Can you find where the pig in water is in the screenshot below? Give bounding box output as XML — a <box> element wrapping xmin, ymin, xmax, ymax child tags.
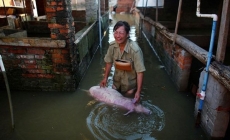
<box><xmin>89</xmin><ymin>86</ymin><xmax>151</xmax><ymax>115</ymax></box>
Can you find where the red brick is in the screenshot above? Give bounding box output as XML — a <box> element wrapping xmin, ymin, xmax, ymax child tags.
<box><xmin>48</xmin><ymin>23</ymin><xmax>66</xmax><ymax>29</ymax></box>
<box><xmin>53</xmin><ymin>58</ymin><xmax>62</xmax><ymax>63</ymax></box>
<box><xmin>8</xmin><ymin>48</ymin><xmax>26</xmax><ymax>54</ymax></box>
<box><xmin>13</xmin><ymin>59</ymin><xmax>21</xmax><ymax>65</ymax></box>
<box><xmin>52</xmin><ymin>49</ymin><xmax>69</xmax><ymax>54</ymax></box>
<box><xmin>57</xmin><ymin>6</ymin><xmax>64</xmax><ymax>11</ymax></box>
<box><xmin>35</xmin><ymin>55</ymin><xmax>45</xmax><ymax>59</ymax></box>
<box><xmin>27</xmin><ymin>49</ymin><xmax>45</xmax><ymax>55</ymax></box>
<box><xmin>179</xmin><ymin>62</ymin><xmax>191</xmax><ymax>70</ymax></box>
<box><xmin>20</xmin><ymin>64</ymin><xmax>38</xmax><ymax>69</ymax></box>
<box><xmin>52</xmin><ymin>53</ymin><xmax>63</xmax><ymax>58</ymax></box>
<box><xmin>24</xmin><ymin>60</ymin><xmax>36</xmax><ymax>64</ymax></box>
<box><xmin>27</xmin><ymin>69</ymin><xmax>46</xmax><ymax>74</ymax></box>
<box><xmin>59</xmin><ymin>28</ymin><xmax>71</xmax><ymax>34</ymax></box>
<box><xmin>57</xmin><ymin>2</ymin><xmax>63</xmax><ymax>5</ymax></box>
<box><xmin>50</xmin><ymin>1</ymin><xmax>57</xmax><ymax>6</ymax></box>
<box><xmin>53</xmin><ymin>49</ymin><xmax>62</xmax><ymax>54</ymax></box>
<box><xmin>37</xmin><ymin>74</ymin><xmax>54</xmax><ymax>78</ymax></box>
<box><xmin>46</xmin><ymin>7</ymin><xmax>56</xmax><ymax>13</ymax></box>
<box><xmin>50</xmin><ymin>33</ymin><xmax>58</xmax><ymax>39</ymax></box>
<box><xmin>26</xmin><ymin>64</ymin><xmax>38</xmax><ymax>69</ymax></box>
<box><xmin>22</xmin><ymin>74</ymin><xmax>37</xmax><ymax>78</ymax></box>
<box><xmin>46</xmin><ymin>12</ymin><xmax>56</xmax><ymax>19</ymax></box>
<box><xmin>61</xmin><ymin>49</ymin><xmax>69</xmax><ymax>54</ymax></box>
<box><xmin>16</xmin><ymin>55</ymin><xmax>35</xmax><ymax>59</ymax></box>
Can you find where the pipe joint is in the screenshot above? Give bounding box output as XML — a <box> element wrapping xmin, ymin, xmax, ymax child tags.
<box><xmin>197</xmin><ymin>91</ymin><xmax>206</xmax><ymax>100</ymax></box>
<box><xmin>196</xmin><ymin>13</ymin><xmax>218</xmax><ymax>21</ymax></box>
<box><xmin>196</xmin><ymin>0</ymin><xmax>218</xmax><ymax>21</ymax></box>
<box><xmin>0</xmin><ymin>55</ymin><xmax>5</xmax><ymax>72</ymax></box>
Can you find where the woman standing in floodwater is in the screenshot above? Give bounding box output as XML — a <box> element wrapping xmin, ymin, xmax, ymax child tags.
<box><xmin>100</xmin><ymin>21</ymin><xmax>145</xmax><ymax>102</ymax></box>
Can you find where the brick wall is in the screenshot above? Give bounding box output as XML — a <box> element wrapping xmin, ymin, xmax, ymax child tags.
<box><xmin>116</xmin><ymin>0</ymin><xmax>134</xmax><ymax>13</ymax></box>
<box><xmin>136</xmin><ymin>12</ymin><xmax>192</xmax><ymax>91</ymax></box>
<box><xmin>0</xmin><ymin>0</ymin><xmax>109</xmax><ymax>91</ymax></box>
<box><xmin>196</xmin><ymin>71</ymin><xmax>230</xmax><ymax>138</ymax></box>
<box><xmin>0</xmin><ymin>38</ymin><xmax>74</xmax><ymax>91</ymax></box>
<box><xmin>0</xmin><ymin>0</ymin><xmax>76</xmax><ymax>91</ymax></box>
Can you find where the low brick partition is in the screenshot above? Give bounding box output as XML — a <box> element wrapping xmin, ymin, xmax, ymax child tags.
<box><xmin>0</xmin><ymin>0</ymin><xmax>109</xmax><ymax>92</ymax></box>
<box><xmin>136</xmin><ymin>13</ymin><xmax>192</xmax><ymax>91</ymax></box>
<box><xmin>196</xmin><ymin>71</ymin><xmax>230</xmax><ymax>138</ymax></box>
<box><xmin>116</xmin><ymin>0</ymin><xmax>134</xmax><ymax>13</ymax></box>
<box><xmin>0</xmin><ymin>37</ymin><xmax>75</xmax><ymax>91</ymax></box>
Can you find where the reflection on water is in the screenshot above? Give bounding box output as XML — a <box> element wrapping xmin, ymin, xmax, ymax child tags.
<box><xmin>87</xmin><ymin>101</ymin><xmax>164</xmax><ymax>140</ymax></box>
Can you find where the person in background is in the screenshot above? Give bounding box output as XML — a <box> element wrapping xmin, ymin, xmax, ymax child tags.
<box><xmin>100</xmin><ymin>21</ymin><xmax>145</xmax><ymax>103</ymax></box>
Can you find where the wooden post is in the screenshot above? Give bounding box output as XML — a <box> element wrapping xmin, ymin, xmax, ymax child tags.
<box><xmin>216</xmin><ymin>0</ymin><xmax>230</xmax><ymax>63</ymax></box>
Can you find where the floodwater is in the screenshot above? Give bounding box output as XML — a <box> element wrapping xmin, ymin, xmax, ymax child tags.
<box><xmin>0</xmin><ymin>14</ymin><xmax>208</xmax><ymax>140</ymax></box>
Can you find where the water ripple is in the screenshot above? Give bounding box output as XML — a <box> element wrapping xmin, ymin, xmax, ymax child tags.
<box><xmin>86</xmin><ymin>101</ymin><xmax>165</xmax><ymax>140</ymax></box>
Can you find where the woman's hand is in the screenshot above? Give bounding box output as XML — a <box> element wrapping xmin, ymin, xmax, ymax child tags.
<box><xmin>100</xmin><ymin>78</ymin><xmax>107</xmax><ymax>87</ymax></box>
<box><xmin>134</xmin><ymin>92</ymin><xmax>141</xmax><ymax>103</ymax></box>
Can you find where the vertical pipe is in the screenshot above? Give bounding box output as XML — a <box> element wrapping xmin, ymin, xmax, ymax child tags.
<box><xmin>0</xmin><ymin>55</ymin><xmax>14</xmax><ymax>129</ymax></box>
<box><xmin>98</xmin><ymin>0</ymin><xmax>102</xmax><ymax>54</ymax></box>
<box><xmin>195</xmin><ymin>0</ymin><xmax>218</xmax><ymax>126</ymax></box>
<box><xmin>22</xmin><ymin>0</ymin><xmax>28</xmax><ymax>29</ymax></box>
<box><xmin>173</xmin><ymin>0</ymin><xmax>182</xmax><ymax>45</ymax></box>
<box><xmin>198</xmin><ymin>20</ymin><xmax>217</xmax><ymax>110</ymax></box>
<box><xmin>142</xmin><ymin>0</ymin><xmax>148</xmax><ymax>30</ymax></box>
<box><xmin>155</xmin><ymin>0</ymin><xmax>158</xmax><ymax>22</ymax></box>
<box><xmin>143</xmin><ymin>0</ymin><xmax>148</xmax><ymax>17</ymax></box>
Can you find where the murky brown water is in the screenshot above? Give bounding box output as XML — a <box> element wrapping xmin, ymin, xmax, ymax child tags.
<box><xmin>0</xmin><ymin>14</ymin><xmax>208</xmax><ymax>140</ymax></box>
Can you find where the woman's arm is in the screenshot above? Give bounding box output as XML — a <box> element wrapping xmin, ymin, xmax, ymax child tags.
<box><xmin>134</xmin><ymin>72</ymin><xmax>144</xmax><ymax>102</ymax></box>
<box><xmin>100</xmin><ymin>63</ymin><xmax>112</xmax><ymax>87</ymax></box>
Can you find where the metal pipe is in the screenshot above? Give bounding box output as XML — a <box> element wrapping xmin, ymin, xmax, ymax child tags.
<box><xmin>0</xmin><ymin>55</ymin><xmax>14</xmax><ymax>129</ymax></box>
<box><xmin>98</xmin><ymin>0</ymin><xmax>102</xmax><ymax>54</ymax></box>
<box><xmin>196</xmin><ymin>0</ymin><xmax>218</xmax><ymax>126</ymax></box>
<box><xmin>173</xmin><ymin>0</ymin><xmax>182</xmax><ymax>45</ymax></box>
<box><xmin>196</xmin><ymin>0</ymin><xmax>218</xmax><ymax>21</ymax></box>
<box><xmin>156</xmin><ymin>0</ymin><xmax>158</xmax><ymax>22</ymax></box>
<box><xmin>22</xmin><ymin>0</ymin><xmax>28</xmax><ymax>29</ymax></box>
<box><xmin>143</xmin><ymin>0</ymin><xmax>148</xmax><ymax>18</ymax></box>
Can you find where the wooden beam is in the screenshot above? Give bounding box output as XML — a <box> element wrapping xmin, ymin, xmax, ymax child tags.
<box><xmin>216</xmin><ymin>0</ymin><xmax>230</xmax><ymax>63</ymax></box>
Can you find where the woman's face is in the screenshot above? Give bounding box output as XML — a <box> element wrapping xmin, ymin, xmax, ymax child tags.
<box><xmin>113</xmin><ymin>26</ymin><xmax>129</xmax><ymax>45</ymax></box>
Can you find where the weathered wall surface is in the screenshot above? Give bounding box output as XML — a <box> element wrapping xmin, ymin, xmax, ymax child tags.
<box><xmin>135</xmin><ymin>12</ymin><xmax>192</xmax><ymax>91</ymax></box>
<box><xmin>134</xmin><ymin>0</ymin><xmax>230</xmax><ymax>137</ymax></box>
<box><xmin>0</xmin><ymin>0</ymin><xmax>109</xmax><ymax>91</ymax></box>
<box><xmin>0</xmin><ymin>38</ymin><xmax>72</xmax><ymax>91</ymax></box>
<box><xmin>195</xmin><ymin>71</ymin><xmax>230</xmax><ymax>138</ymax></box>
<box><xmin>116</xmin><ymin>0</ymin><xmax>134</xmax><ymax>13</ymax></box>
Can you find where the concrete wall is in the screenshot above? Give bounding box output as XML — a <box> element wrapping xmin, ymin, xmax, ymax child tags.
<box><xmin>195</xmin><ymin>71</ymin><xmax>230</xmax><ymax>138</ymax></box>
<box><xmin>85</xmin><ymin>0</ymin><xmax>98</xmax><ymax>25</ymax></box>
